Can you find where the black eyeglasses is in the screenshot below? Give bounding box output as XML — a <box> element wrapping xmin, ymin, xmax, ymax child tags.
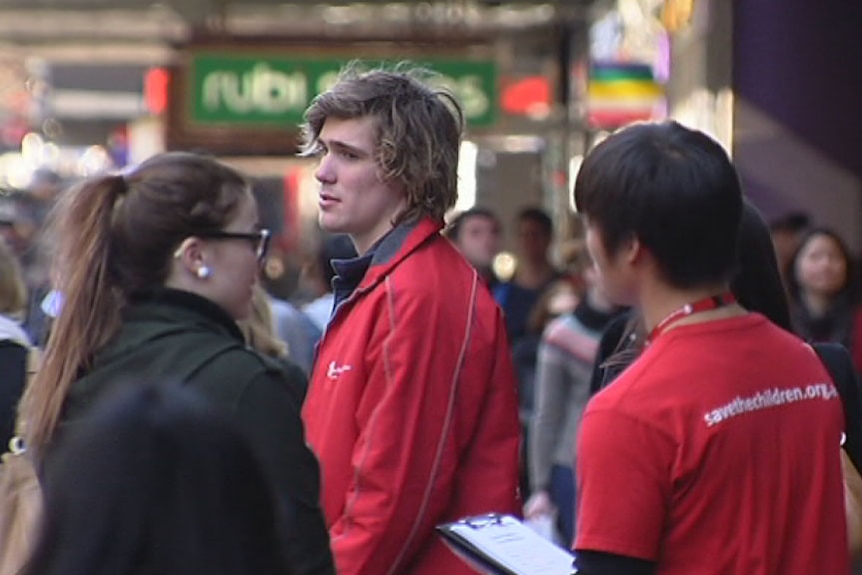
<box><xmin>197</xmin><ymin>229</ymin><xmax>271</xmax><ymax>262</ymax></box>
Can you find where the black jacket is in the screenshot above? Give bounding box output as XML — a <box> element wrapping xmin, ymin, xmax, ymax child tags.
<box><xmin>52</xmin><ymin>288</ymin><xmax>334</xmax><ymax>575</ymax></box>
<box><xmin>0</xmin><ymin>340</ymin><xmax>27</xmax><ymax>447</ymax></box>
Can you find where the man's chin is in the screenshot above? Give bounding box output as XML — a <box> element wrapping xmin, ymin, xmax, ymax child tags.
<box><xmin>318</xmin><ymin>215</ymin><xmax>342</xmax><ymax>233</ymax></box>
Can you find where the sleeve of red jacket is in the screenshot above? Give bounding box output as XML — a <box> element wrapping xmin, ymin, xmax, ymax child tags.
<box><xmin>328</xmin><ymin>278</ymin><xmax>511</xmax><ymax>575</ymax></box>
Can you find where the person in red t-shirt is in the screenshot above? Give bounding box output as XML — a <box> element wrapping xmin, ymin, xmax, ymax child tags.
<box><xmin>571</xmin><ymin>121</ymin><xmax>848</xmax><ymax>575</ymax></box>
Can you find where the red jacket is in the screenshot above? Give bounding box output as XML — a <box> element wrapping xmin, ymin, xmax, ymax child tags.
<box><xmin>302</xmin><ymin>217</ymin><xmax>521</xmax><ymax>575</ymax></box>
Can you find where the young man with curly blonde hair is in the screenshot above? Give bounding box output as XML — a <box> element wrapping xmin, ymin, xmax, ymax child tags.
<box><xmin>300</xmin><ymin>65</ymin><xmax>521</xmax><ymax>575</ymax></box>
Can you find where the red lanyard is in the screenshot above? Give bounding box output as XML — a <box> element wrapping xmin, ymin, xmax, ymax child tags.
<box><xmin>646</xmin><ymin>292</ymin><xmax>736</xmax><ymax>346</ymax></box>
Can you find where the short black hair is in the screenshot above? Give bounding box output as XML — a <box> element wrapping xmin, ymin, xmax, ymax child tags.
<box><xmin>444</xmin><ymin>207</ymin><xmax>500</xmax><ymax>241</ymax></box>
<box><xmin>574</xmin><ymin>121</ymin><xmax>742</xmax><ymax>288</ymax></box>
<box><xmin>516</xmin><ymin>207</ymin><xmax>553</xmax><ymax>236</ymax></box>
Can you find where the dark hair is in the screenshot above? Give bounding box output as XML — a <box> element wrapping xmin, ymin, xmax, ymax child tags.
<box><xmin>25</xmin><ymin>381</ymin><xmax>293</xmax><ymax>575</ymax></box>
<box><xmin>21</xmin><ymin>152</ymin><xmax>250</xmax><ymax>452</ymax></box>
<box><xmin>731</xmin><ymin>201</ymin><xmax>792</xmax><ymax>331</ymax></box>
<box><xmin>786</xmin><ymin>227</ymin><xmax>856</xmax><ymax>305</ymax></box>
<box><xmin>444</xmin><ymin>207</ymin><xmax>501</xmax><ymax>241</ymax></box>
<box><xmin>769</xmin><ymin>211</ymin><xmax>811</xmax><ymax>234</ymax></box>
<box><xmin>574</xmin><ymin>121</ymin><xmax>743</xmax><ymax>288</ymax></box>
<box><xmin>516</xmin><ymin>207</ymin><xmax>553</xmax><ymax>236</ymax></box>
<box><xmin>301</xmin><ymin>63</ymin><xmax>464</xmax><ymax>224</ymax></box>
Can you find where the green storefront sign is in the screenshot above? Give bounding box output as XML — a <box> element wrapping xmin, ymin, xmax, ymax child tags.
<box><xmin>190</xmin><ymin>53</ymin><xmax>497</xmax><ymax>128</ymax></box>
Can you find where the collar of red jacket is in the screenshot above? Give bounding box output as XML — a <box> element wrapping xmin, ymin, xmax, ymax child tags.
<box><xmin>355</xmin><ymin>216</ymin><xmax>444</xmax><ymax>293</ymax></box>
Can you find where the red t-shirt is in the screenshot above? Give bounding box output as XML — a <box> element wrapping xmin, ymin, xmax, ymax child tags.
<box><xmin>575</xmin><ymin>313</ymin><xmax>848</xmax><ymax>575</ymax></box>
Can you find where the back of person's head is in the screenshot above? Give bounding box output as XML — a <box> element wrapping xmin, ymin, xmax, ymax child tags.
<box><xmin>21</xmin><ymin>152</ymin><xmax>252</xmax><ymax>451</ymax></box>
<box><xmin>731</xmin><ymin>201</ymin><xmax>792</xmax><ymax>331</ymax></box>
<box><xmin>301</xmin><ymin>63</ymin><xmax>464</xmax><ymax>224</ymax></box>
<box><xmin>574</xmin><ymin>121</ymin><xmax>742</xmax><ymax>288</ymax></box>
<box><xmin>0</xmin><ymin>237</ymin><xmax>26</xmax><ymax>318</ymax></box>
<box><xmin>786</xmin><ymin>227</ymin><xmax>856</xmax><ymax>305</ymax></box>
<box><xmin>25</xmin><ymin>381</ymin><xmax>292</xmax><ymax>575</ymax></box>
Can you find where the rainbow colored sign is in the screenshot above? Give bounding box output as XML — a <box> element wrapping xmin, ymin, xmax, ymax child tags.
<box><xmin>587</xmin><ymin>62</ymin><xmax>665</xmax><ymax>128</ymax></box>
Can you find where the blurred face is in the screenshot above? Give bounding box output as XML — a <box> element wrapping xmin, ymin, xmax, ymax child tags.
<box><xmin>205</xmin><ymin>193</ymin><xmax>262</xmax><ymax>320</ymax></box>
<box><xmin>517</xmin><ymin>219</ymin><xmax>551</xmax><ymax>263</ymax></box>
<box><xmin>456</xmin><ymin>215</ymin><xmax>500</xmax><ymax>269</ymax></box>
<box><xmin>314</xmin><ymin>116</ymin><xmax>407</xmax><ymax>254</ymax></box>
<box><xmin>794</xmin><ymin>233</ymin><xmax>848</xmax><ymax>298</ymax></box>
<box><xmin>585</xmin><ymin>221</ymin><xmax>637</xmax><ymax>306</ymax></box>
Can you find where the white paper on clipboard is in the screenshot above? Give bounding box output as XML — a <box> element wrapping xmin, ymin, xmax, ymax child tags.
<box><xmin>437</xmin><ymin>513</ymin><xmax>576</xmax><ymax>575</ymax></box>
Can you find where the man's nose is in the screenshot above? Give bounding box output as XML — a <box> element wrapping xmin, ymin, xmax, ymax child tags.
<box><xmin>315</xmin><ymin>156</ymin><xmax>335</xmax><ymax>183</ymax></box>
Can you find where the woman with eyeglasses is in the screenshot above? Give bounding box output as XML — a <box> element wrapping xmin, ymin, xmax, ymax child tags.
<box><xmin>18</xmin><ymin>152</ymin><xmax>335</xmax><ymax>575</ymax></box>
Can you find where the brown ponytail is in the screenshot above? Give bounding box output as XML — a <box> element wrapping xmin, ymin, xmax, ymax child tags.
<box><xmin>19</xmin><ymin>174</ymin><xmax>127</xmax><ymax>453</ymax></box>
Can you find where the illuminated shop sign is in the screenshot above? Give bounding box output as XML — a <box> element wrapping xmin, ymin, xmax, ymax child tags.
<box><xmin>189</xmin><ymin>54</ymin><xmax>497</xmax><ymax>127</ymax></box>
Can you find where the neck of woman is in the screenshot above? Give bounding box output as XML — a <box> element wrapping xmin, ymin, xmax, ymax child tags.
<box><xmin>801</xmin><ymin>291</ymin><xmax>834</xmax><ymax>318</ymax></box>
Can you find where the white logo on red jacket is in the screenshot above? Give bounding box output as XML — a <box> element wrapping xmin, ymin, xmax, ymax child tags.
<box><xmin>327</xmin><ymin>361</ymin><xmax>353</xmax><ymax>380</ymax></box>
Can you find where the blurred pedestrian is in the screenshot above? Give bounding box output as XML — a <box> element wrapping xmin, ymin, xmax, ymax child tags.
<box><xmin>18</xmin><ymin>152</ymin><xmax>334</xmax><ymax>575</ymax></box>
<box><xmin>445</xmin><ymin>207</ymin><xmax>502</xmax><ymax>288</ymax></box>
<box><xmin>24</xmin><ymin>380</ymin><xmax>294</xmax><ymax>575</ymax></box>
<box><xmin>299</xmin><ymin>64</ymin><xmax>520</xmax><ymax>575</ymax></box>
<box><xmin>787</xmin><ymin>228</ymin><xmax>862</xmax><ymax>373</ymax></box>
<box><xmin>524</xmin><ymin>253</ymin><xmax>621</xmax><ymax>544</ymax></box>
<box><xmin>493</xmin><ymin>207</ymin><xmax>563</xmax><ymax>345</ymax></box>
<box><xmin>0</xmin><ymin>237</ymin><xmax>31</xmax><ymax>448</ymax></box>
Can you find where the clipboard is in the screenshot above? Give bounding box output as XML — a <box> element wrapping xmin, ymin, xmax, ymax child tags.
<box><xmin>437</xmin><ymin>513</ymin><xmax>577</xmax><ymax>575</ymax></box>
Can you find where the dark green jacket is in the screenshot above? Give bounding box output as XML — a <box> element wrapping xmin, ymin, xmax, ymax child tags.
<box><xmin>54</xmin><ymin>288</ymin><xmax>334</xmax><ymax>575</ymax></box>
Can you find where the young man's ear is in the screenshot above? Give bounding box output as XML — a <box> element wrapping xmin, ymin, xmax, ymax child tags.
<box><xmin>619</xmin><ymin>235</ymin><xmax>642</xmax><ymax>266</ymax></box>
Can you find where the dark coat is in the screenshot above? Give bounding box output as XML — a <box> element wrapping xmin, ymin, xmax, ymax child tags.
<box><xmin>0</xmin><ymin>340</ymin><xmax>27</xmax><ymax>447</ymax></box>
<box><xmin>52</xmin><ymin>288</ymin><xmax>334</xmax><ymax>575</ymax></box>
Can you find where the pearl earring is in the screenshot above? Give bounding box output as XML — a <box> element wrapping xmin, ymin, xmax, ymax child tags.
<box><xmin>196</xmin><ymin>266</ymin><xmax>211</xmax><ymax>279</ymax></box>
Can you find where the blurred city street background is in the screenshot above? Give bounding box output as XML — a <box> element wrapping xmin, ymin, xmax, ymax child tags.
<box><xmin>0</xmin><ymin>0</ymin><xmax>860</xmax><ymax>296</ymax></box>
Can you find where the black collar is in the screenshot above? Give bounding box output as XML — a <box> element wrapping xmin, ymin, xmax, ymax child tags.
<box><xmin>574</xmin><ymin>299</ymin><xmax>622</xmax><ymax>332</ymax></box>
<box><xmin>128</xmin><ymin>287</ymin><xmax>245</xmax><ymax>342</ymax></box>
